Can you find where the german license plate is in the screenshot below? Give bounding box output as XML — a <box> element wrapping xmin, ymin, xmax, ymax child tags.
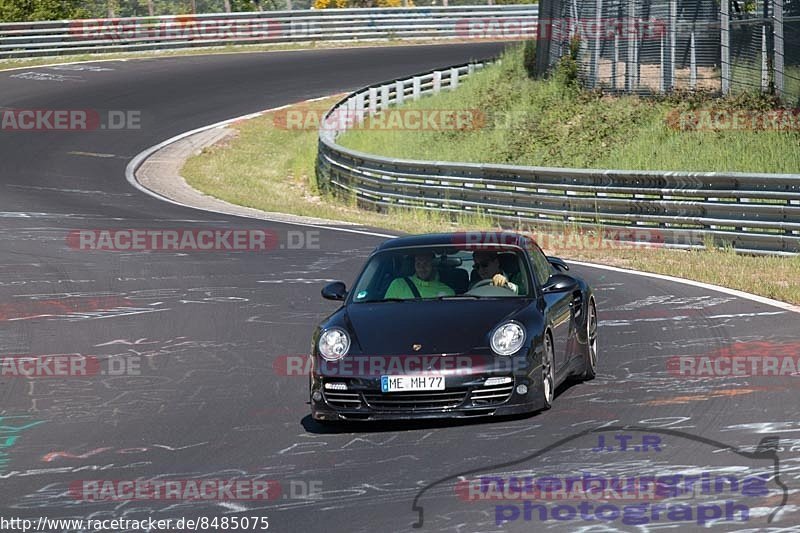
<box><xmin>381</xmin><ymin>375</ymin><xmax>444</xmax><ymax>392</ymax></box>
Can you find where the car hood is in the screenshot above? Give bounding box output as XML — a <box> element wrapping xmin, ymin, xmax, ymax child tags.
<box><xmin>345</xmin><ymin>299</ymin><xmax>530</xmax><ymax>355</ymax></box>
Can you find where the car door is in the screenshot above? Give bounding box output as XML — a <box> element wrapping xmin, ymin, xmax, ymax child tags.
<box><xmin>528</xmin><ymin>244</ymin><xmax>573</xmax><ymax>374</ymax></box>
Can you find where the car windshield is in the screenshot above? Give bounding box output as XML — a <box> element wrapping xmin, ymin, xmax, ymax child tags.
<box><xmin>350</xmin><ymin>246</ymin><xmax>532</xmax><ymax>302</ymax></box>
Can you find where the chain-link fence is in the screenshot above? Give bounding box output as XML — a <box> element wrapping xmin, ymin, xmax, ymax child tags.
<box><xmin>726</xmin><ymin>0</ymin><xmax>799</xmax><ymax>103</ymax></box>
<box><xmin>534</xmin><ymin>0</ymin><xmax>798</xmax><ymax>103</ymax></box>
<box><xmin>728</xmin><ymin>1</ymin><xmax>774</xmax><ymax>94</ymax></box>
<box><xmin>535</xmin><ymin>0</ymin><xmax>721</xmax><ymax>93</ymax></box>
<box><xmin>781</xmin><ymin>1</ymin><xmax>800</xmax><ymax>103</ymax></box>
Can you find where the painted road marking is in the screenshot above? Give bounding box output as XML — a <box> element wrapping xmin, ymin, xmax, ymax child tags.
<box><xmin>67</xmin><ymin>151</ymin><xmax>118</xmax><ymax>158</ymax></box>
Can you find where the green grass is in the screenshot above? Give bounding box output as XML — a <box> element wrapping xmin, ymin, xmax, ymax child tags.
<box><xmin>338</xmin><ymin>45</ymin><xmax>800</xmax><ymax>174</ymax></box>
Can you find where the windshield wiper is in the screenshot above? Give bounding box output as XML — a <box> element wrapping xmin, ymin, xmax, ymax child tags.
<box><xmin>436</xmin><ymin>294</ymin><xmax>482</xmax><ymax>300</ymax></box>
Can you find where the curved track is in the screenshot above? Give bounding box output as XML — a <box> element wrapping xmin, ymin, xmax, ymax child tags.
<box><xmin>0</xmin><ymin>44</ymin><xmax>798</xmax><ymax>532</ymax></box>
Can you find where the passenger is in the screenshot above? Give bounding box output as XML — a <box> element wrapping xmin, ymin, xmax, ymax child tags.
<box><xmin>384</xmin><ymin>252</ymin><xmax>455</xmax><ymax>299</ymax></box>
<box><xmin>471</xmin><ymin>250</ymin><xmax>523</xmax><ymax>294</ymax></box>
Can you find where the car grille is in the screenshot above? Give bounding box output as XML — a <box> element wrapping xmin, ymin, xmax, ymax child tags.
<box><xmin>470</xmin><ymin>383</ymin><xmax>514</xmax><ymax>406</ymax></box>
<box><xmin>363</xmin><ymin>389</ymin><xmax>468</xmax><ymax>410</ymax></box>
<box><xmin>324</xmin><ymin>391</ymin><xmax>362</xmax><ymax>409</ymax></box>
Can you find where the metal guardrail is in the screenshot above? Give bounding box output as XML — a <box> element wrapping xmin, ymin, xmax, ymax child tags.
<box><xmin>0</xmin><ymin>5</ymin><xmax>537</xmax><ymax>59</ymax></box>
<box><xmin>316</xmin><ymin>62</ymin><xmax>800</xmax><ymax>254</ymax></box>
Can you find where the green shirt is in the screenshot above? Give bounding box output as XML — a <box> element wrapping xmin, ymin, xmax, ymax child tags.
<box><xmin>384</xmin><ymin>275</ymin><xmax>455</xmax><ymax>299</ymax></box>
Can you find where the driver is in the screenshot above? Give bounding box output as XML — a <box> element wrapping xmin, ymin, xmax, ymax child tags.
<box><xmin>471</xmin><ymin>250</ymin><xmax>521</xmax><ymax>294</ymax></box>
<box><xmin>384</xmin><ymin>251</ymin><xmax>455</xmax><ymax>299</ymax></box>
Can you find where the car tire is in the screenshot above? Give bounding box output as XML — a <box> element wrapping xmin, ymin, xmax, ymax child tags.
<box><xmin>541</xmin><ymin>331</ymin><xmax>555</xmax><ymax>410</ymax></box>
<box><xmin>581</xmin><ymin>297</ymin><xmax>598</xmax><ymax>381</ymax></box>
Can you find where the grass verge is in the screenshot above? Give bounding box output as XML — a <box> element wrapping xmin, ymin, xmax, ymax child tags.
<box><xmin>339</xmin><ymin>46</ymin><xmax>800</xmax><ymax>173</ymax></box>
<box><xmin>182</xmin><ymin>54</ymin><xmax>800</xmax><ymax>304</ymax></box>
<box><xmin>182</xmin><ymin>96</ymin><xmax>496</xmax><ymax>234</ymax></box>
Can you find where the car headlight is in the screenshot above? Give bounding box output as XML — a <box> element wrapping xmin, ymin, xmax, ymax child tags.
<box><xmin>318</xmin><ymin>328</ymin><xmax>350</xmax><ymax>361</ymax></box>
<box><xmin>490</xmin><ymin>321</ymin><xmax>525</xmax><ymax>356</ymax></box>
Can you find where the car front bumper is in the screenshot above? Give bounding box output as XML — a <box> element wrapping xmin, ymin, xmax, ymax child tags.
<box><xmin>310</xmin><ymin>369</ymin><xmax>545</xmax><ymax>422</ymax></box>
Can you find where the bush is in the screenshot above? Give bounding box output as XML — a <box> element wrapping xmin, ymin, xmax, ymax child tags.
<box><xmin>522</xmin><ymin>40</ymin><xmax>536</xmax><ymax>78</ymax></box>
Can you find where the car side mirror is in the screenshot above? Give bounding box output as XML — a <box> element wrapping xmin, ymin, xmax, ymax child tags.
<box><xmin>547</xmin><ymin>256</ymin><xmax>569</xmax><ymax>271</ymax></box>
<box><xmin>321</xmin><ymin>281</ymin><xmax>347</xmax><ymax>301</ymax></box>
<box><xmin>542</xmin><ymin>274</ymin><xmax>579</xmax><ymax>294</ymax></box>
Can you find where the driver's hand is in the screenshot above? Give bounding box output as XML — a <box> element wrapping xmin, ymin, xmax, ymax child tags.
<box><xmin>492</xmin><ymin>274</ymin><xmax>519</xmax><ymax>294</ymax></box>
<box><xmin>491</xmin><ymin>274</ymin><xmax>509</xmax><ymax>287</ymax></box>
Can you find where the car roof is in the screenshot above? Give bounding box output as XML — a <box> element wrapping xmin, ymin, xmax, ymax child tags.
<box><xmin>374</xmin><ymin>232</ymin><xmax>533</xmax><ymax>251</ymax></box>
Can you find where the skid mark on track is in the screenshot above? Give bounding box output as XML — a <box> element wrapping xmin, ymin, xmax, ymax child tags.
<box><xmin>609</xmin><ymin>295</ymin><xmax>737</xmax><ymax>311</ymax></box>
<box><xmin>41</xmin><ymin>441</ymin><xmax>208</xmax><ymax>463</ymax></box>
<box><xmin>722</xmin><ymin>421</ymin><xmax>800</xmax><ymax>434</ymax></box>
<box><xmin>8</xmin><ymin>72</ymin><xmax>85</xmax><ymax>83</ymax></box>
<box><xmin>8</xmin><ymin>184</ymin><xmax>135</xmax><ymax>196</ymax></box>
<box><xmin>645</xmin><ymin>387</ymin><xmax>762</xmax><ymax>406</ymax></box>
<box><xmin>47</xmin><ymin>64</ymin><xmax>114</xmax><ymax>72</ymax></box>
<box><xmin>66</xmin><ymin>151</ymin><xmax>119</xmax><ymax>158</ymax></box>
<box><xmin>0</xmin><ymin>296</ymin><xmax>134</xmax><ymax>322</ymax></box>
<box><xmin>601</xmin><ymin>310</ymin><xmax>786</xmax><ymax>327</ymax></box>
<box><xmin>0</xmin><ymin>461</ymin><xmax>152</xmax><ymax>479</ymax></box>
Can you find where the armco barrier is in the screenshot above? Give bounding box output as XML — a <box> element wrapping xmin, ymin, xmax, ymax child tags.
<box><xmin>316</xmin><ymin>62</ymin><xmax>800</xmax><ymax>255</ymax></box>
<box><xmin>0</xmin><ymin>6</ymin><xmax>537</xmax><ymax>59</ymax></box>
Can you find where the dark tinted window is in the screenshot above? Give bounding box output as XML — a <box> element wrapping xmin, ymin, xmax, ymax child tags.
<box><xmin>527</xmin><ymin>243</ymin><xmax>553</xmax><ymax>287</ymax></box>
<box><xmin>350</xmin><ymin>246</ymin><xmax>532</xmax><ymax>302</ymax></box>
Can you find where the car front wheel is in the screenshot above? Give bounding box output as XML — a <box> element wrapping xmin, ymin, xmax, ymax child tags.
<box><xmin>581</xmin><ymin>297</ymin><xmax>598</xmax><ymax>380</ymax></box>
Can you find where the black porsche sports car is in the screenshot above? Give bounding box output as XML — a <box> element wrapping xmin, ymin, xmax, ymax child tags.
<box><xmin>309</xmin><ymin>232</ymin><xmax>597</xmax><ymax>422</ymax></box>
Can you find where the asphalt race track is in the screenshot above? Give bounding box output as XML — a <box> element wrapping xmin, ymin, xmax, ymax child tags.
<box><xmin>0</xmin><ymin>43</ymin><xmax>799</xmax><ymax>532</ymax></box>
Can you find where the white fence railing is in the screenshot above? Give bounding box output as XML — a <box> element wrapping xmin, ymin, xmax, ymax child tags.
<box><xmin>0</xmin><ymin>5</ymin><xmax>538</xmax><ymax>59</ymax></box>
